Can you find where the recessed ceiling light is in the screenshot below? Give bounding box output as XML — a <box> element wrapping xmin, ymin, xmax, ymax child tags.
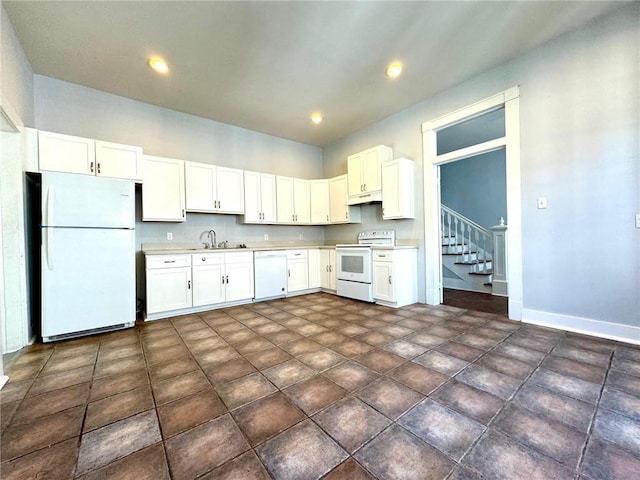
<box><xmin>385</xmin><ymin>62</ymin><xmax>403</xmax><ymax>78</ymax></box>
<box><xmin>148</xmin><ymin>57</ymin><xmax>169</xmax><ymax>74</ymax></box>
<box><xmin>311</xmin><ymin>112</ymin><xmax>323</xmax><ymax>124</ymax></box>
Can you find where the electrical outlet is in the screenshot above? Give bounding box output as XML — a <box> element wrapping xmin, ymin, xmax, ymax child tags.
<box><xmin>264</xmin><ymin>233</ymin><xmax>269</xmax><ymax>241</ymax></box>
<box><xmin>299</xmin><ymin>233</ymin><xmax>304</xmax><ymax>240</ymax></box>
<box><xmin>166</xmin><ymin>232</ymin><xmax>173</xmax><ymax>240</ymax></box>
<box><xmin>537</xmin><ymin>197</ymin><xmax>548</xmax><ymax>209</ymax></box>
<box><xmin>636</xmin><ymin>213</ymin><xmax>640</xmax><ymax>228</ymax></box>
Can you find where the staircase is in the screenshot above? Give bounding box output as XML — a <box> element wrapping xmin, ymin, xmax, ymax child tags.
<box><xmin>441</xmin><ymin>205</ymin><xmax>493</xmax><ymax>294</ymax></box>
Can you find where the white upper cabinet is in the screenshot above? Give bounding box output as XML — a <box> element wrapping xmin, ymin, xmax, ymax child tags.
<box><xmin>38</xmin><ymin>131</ymin><xmax>95</xmax><ymax>176</ymax></box>
<box><xmin>276</xmin><ymin>176</ymin><xmax>310</xmax><ymax>224</ymax></box>
<box><xmin>382</xmin><ymin>158</ymin><xmax>415</xmax><ymax>219</ymax></box>
<box><xmin>38</xmin><ymin>131</ymin><xmax>142</xmax><ymax>181</ymax></box>
<box><xmin>310</xmin><ymin>179</ymin><xmax>330</xmax><ymax>224</ymax></box>
<box><xmin>185</xmin><ymin>161</ymin><xmax>244</xmax><ymax>214</ymax></box>
<box><xmin>244</xmin><ymin>171</ymin><xmax>277</xmax><ymax>223</ymax></box>
<box><xmin>329</xmin><ymin>174</ymin><xmax>361</xmax><ymax>224</ymax></box>
<box><xmin>95</xmin><ymin>140</ymin><xmax>143</xmax><ymax>180</ymax></box>
<box><xmin>142</xmin><ymin>155</ymin><xmax>186</xmax><ymax>222</ymax></box>
<box><xmin>347</xmin><ymin>145</ymin><xmax>392</xmax><ymax>204</ymax></box>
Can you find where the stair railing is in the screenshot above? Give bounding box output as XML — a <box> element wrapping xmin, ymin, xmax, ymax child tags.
<box><xmin>441</xmin><ymin>205</ymin><xmax>493</xmax><ymax>272</ymax></box>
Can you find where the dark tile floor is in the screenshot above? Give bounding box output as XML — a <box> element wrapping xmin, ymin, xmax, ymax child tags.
<box><xmin>443</xmin><ymin>288</ymin><xmax>508</xmax><ymax>316</ymax></box>
<box><xmin>1</xmin><ymin>293</ymin><xmax>639</xmax><ymax>479</ymax></box>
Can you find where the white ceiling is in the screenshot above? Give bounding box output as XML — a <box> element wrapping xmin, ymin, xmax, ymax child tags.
<box><xmin>4</xmin><ymin>1</ymin><xmax>623</xmax><ymax>146</ymax></box>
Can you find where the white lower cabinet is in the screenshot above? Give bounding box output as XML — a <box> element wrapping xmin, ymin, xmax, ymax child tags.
<box><xmin>308</xmin><ymin>249</ymin><xmax>321</xmax><ymax>289</ymax></box>
<box><xmin>372</xmin><ymin>249</ymin><xmax>417</xmax><ymax>307</ymax></box>
<box><xmin>320</xmin><ymin>248</ymin><xmax>336</xmax><ymax>291</ymax></box>
<box><xmin>287</xmin><ymin>250</ymin><xmax>309</xmax><ymax>293</ymax></box>
<box><xmin>146</xmin><ymin>252</ymin><xmax>253</xmax><ymax>318</ymax></box>
<box><xmin>146</xmin><ymin>255</ymin><xmax>192</xmax><ymax>315</ymax></box>
<box><xmin>192</xmin><ymin>255</ymin><xmax>225</xmax><ymax>307</ymax></box>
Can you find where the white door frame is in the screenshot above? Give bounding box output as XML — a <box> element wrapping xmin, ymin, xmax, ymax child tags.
<box><xmin>422</xmin><ymin>86</ymin><xmax>522</xmax><ymax>320</ymax></box>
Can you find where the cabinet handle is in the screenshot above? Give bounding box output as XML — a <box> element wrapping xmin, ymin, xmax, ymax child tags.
<box><xmin>163</xmin><ymin>260</ymin><xmax>175</xmax><ymax>264</ymax></box>
<box><xmin>90</xmin><ymin>161</ymin><xmax>94</xmax><ymax>173</ymax></box>
<box><xmin>379</xmin><ymin>254</ymin><xmax>387</xmax><ymax>258</ymax></box>
<box><xmin>288</xmin><ymin>270</ymin><xmax>291</xmax><ymax>277</ymax></box>
<box><xmin>226</xmin><ymin>275</ymin><xmax>229</xmax><ymax>284</ymax></box>
<box><xmin>329</xmin><ymin>265</ymin><xmax>332</xmax><ymax>272</ymax></box>
<box><xmin>326</xmin><ymin>265</ymin><xmax>329</xmax><ymax>272</ymax></box>
<box><xmin>360</xmin><ymin>184</ymin><xmax>363</xmax><ymax>192</ymax></box>
<box><xmin>182</xmin><ymin>209</ymin><xmax>185</xmax><ymax>218</ymax></box>
<box><xmin>188</xmin><ymin>280</ymin><xmax>191</xmax><ymax>289</ymax></box>
<box><xmin>326</xmin><ymin>214</ymin><xmax>329</xmax><ymax>221</ymax></box>
<box><xmin>97</xmin><ymin>163</ymin><xmax>101</xmax><ymax>174</ymax></box>
<box><xmin>345</xmin><ymin>212</ymin><xmax>348</xmax><ymax>219</ymax></box>
<box><xmin>388</xmin><ymin>275</ymin><xmax>392</xmax><ymax>284</ymax></box>
<box><xmin>222</xmin><ymin>275</ymin><xmax>225</xmax><ymax>284</ymax></box>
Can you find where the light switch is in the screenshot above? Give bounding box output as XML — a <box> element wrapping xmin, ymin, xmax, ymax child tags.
<box><xmin>537</xmin><ymin>197</ymin><xmax>548</xmax><ymax>209</ymax></box>
<box><xmin>166</xmin><ymin>232</ymin><xmax>173</xmax><ymax>240</ymax></box>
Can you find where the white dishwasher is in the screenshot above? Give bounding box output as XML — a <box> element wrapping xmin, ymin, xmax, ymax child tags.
<box><xmin>254</xmin><ymin>251</ymin><xmax>288</xmax><ymax>300</ymax></box>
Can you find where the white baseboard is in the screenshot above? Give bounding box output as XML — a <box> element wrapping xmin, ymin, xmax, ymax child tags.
<box><xmin>522</xmin><ymin>308</ymin><xmax>640</xmax><ymax>346</ymax></box>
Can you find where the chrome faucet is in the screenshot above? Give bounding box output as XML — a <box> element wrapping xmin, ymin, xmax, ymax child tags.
<box><xmin>199</xmin><ymin>229</ymin><xmax>217</xmax><ymax>249</ymax></box>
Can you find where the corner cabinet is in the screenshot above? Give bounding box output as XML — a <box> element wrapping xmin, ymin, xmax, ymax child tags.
<box><xmin>244</xmin><ymin>171</ymin><xmax>277</xmax><ymax>223</ymax></box>
<box><xmin>185</xmin><ymin>161</ymin><xmax>245</xmax><ymax>214</ymax></box>
<box><xmin>276</xmin><ymin>176</ymin><xmax>311</xmax><ymax>224</ymax></box>
<box><xmin>382</xmin><ymin>158</ymin><xmax>415</xmax><ymax>219</ymax></box>
<box><xmin>38</xmin><ymin>130</ymin><xmax>142</xmax><ymax>181</ymax></box>
<box><xmin>347</xmin><ymin>145</ymin><xmax>392</xmax><ymax>204</ymax></box>
<box><xmin>142</xmin><ymin>156</ymin><xmax>186</xmax><ymax>222</ymax></box>
<box><xmin>372</xmin><ymin>248</ymin><xmax>417</xmax><ymax>308</ymax></box>
<box><xmin>329</xmin><ymin>175</ymin><xmax>361</xmax><ymax>224</ymax></box>
<box><xmin>310</xmin><ymin>180</ymin><xmax>330</xmax><ymax>224</ymax></box>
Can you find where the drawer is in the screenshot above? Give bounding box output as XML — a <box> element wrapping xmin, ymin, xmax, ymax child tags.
<box><xmin>225</xmin><ymin>251</ymin><xmax>254</xmax><ymax>264</ymax></box>
<box><xmin>373</xmin><ymin>250</ymin><xmax>393</xmax><ymax>262</ymax></box>
<box><xmin>146</xmin><ymin>255</ymin><xmax>192</xmax><ymax>269</ymax></box>
<box><xmin>287</xmin><ymin>250</ymin><xmax>308</xmax><ymax>260</ymax></box>
<box><xmin>191</xmin><ymin>253</ymin><xmax>224</xmax><ymax>265</ymax></box>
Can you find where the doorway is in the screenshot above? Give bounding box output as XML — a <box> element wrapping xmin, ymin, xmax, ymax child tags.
<box><xmin>422</xmin><ymin>87</ymin><xmax>522</xmax><ymax>320</ymax></box>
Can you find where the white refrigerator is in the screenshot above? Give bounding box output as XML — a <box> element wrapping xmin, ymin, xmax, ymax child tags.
<box><xmin>37</xmin><ymin>172</ymin><xmax>136</xmax><ymax>341</ymax></box>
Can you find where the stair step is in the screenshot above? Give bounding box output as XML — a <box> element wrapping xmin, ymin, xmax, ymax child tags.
<box><xmin>469</xmin><ymin>270</ymin><xmax>493</xmax><ymax>276</ymax></box>
<box><xmin>455</xmin><ymin>260</ymin><xmax>491</xmax><ymax>266</ymax></box>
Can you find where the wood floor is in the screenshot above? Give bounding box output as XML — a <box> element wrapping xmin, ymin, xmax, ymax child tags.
<box><xmin>443</xmin><ymin>289</ymin><xmax>508</xmax><ymax>316</ymax></box>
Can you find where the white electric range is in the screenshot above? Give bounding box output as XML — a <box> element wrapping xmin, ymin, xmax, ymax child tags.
<box><xmin>335</xmin><ymin>230</ymin><xmax>396</xmax><ymax>302</ymax></box>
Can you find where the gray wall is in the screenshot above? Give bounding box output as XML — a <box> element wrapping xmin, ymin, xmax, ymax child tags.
<box><xmin>440</xmin><ymin>149</ymin><xmax>507</xmax><ymax>231</ymax></box>
<box><xmin>324</xmin><ymin>4</ymin><xmax>639</xmax><ymax>328</ymax></box>
<box><xmin>0</xmin><ymin>5</ymin><xmax>34</xmax><ymax>126</ymax></box>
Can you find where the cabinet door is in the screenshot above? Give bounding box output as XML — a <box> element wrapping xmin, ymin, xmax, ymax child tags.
<box><xmin>319</xmin><ymin>249</ymin><xmax>331</xmax><ymax>289</ymax></box>
<box><xmin>243</xmin><ymin>171</ymin><xmax>261</xmax><ymax>222</ymax></box>
<box><xmin>293</xmin><ymin>178</ymin><xmax>311</xmax><ymax>223</ymax></box>
<box><xmin>185</xmin><ymin>161</ymin><xmax>216</xmax><ymax>212</ymax></box>
<box><xmin>347</xmin><ymin>153</ymin><xmax>363</xmax><ymax>197</ymax></box>
<box><xmin>372</xmin><ymin>262</ymin><xmax>394</xmax><ymax>302</ymax></box>
<box><xmin>95</xmin><ymin>140</ymin><xmax>143</xmax><ymax>180</ymax></box>
<box><xmin>382</xmin><ymin>158</ymin><xmax>414</xmax><ymax>219</ymax></box>
<box><xmin>308</xmin><ymin>249</ymin><xmax>321</xmax><ymax>288</ymax></box>
<box><xmin>146</xmin><ymin>267</ymin><xmax>192</xmax><ymax>314</ymax></box>
<box><xmin>362</xmin><ymin>148</ymin><xmax>382</xmax><ymax>193</ymax></box>
<box><xmin>192</xmin><ymin>264</ymin><xmax>225</xmax><ymax>307</ymax></box>
<box><xmin>276</xmin><ymin>176</ymin><xmax>295</xmax><ymax>223</ymax></box>
<box><xmin>142</xmin><ymin>156</ymin><xmax>186</xmax><ymax>222</ymax></box>
<box><xmin>329</xmin><ymin>175</ymin><xmax>349</xmax><ymax>223</ymax></box>
<box><xmin>226</xmin><ymin>262</ymin><xmax>254</xmax><ymax>302</ymax></box>
<box><xmin>216</xmin><ymin>166</ymin><xmax>245</xmax><ymax>214</ymax></box>
<box><xmin>288</xmin><ymin>258</ymin><xmax>309</xmax><ymax>292</ymax></box>
<box><xmin>260</xmin><ymin>174</ymin><xmax>277</xmax><ymax>223</ymax></box>
<box><xmin>310</xmin><ymin>180</ymin><xmax>330</xmax><ymax>224</ymax></box>
<box><xmin>329</xmin><ymin>249</ymin><xmax>337</xmax><ymax>290</ymax></box>
<box><xmin>38</xmin><ymin>131</ymin><xmax>95</xmax><ymax>175</ymax></box>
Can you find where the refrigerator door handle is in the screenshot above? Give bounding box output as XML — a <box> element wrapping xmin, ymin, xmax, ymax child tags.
<box><xmin>46</xmin><ymin>185</ymin><xmax>55</xmax><ymax>227</ymax></box>
<box><xmin>45</xmin><ymin>227</ymin><xmax>54</xmax><ymax>270</ymax></box>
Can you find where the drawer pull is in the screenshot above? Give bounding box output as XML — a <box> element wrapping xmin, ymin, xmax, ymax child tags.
<box><xmin>164</xmin><ymin>260</ymin><xmax>175</xmax><ymax>264</ymax></box>
<box><xmin>388</xmin><ymin>275</ymin><xmax>392</xmax><ymax>284</ymax></box>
